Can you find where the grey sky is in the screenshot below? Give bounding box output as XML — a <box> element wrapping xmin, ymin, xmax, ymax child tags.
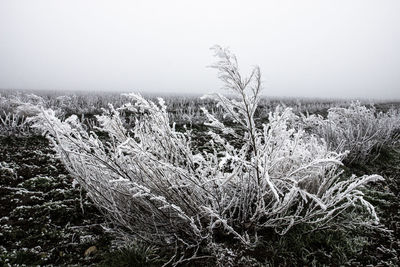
<box><xmin>0</xmin><ymin>0</ymin><xmax>399</xmax><ymax>99</ymax></box>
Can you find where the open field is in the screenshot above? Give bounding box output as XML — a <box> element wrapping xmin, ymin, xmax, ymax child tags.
<box><xmin>1</xmin><ymin>89</ymin><xmax>400</xmax><ymax>266</ymax></box>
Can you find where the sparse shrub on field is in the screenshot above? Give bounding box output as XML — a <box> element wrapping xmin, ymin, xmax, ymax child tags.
<box><xmin>302</xmin><ymin>101</ymin><xmax>400</xmax><ymax>164</ymax></box>
<box><xmin>0</xmin><ymin>111</ymin><xmax>31</xmax><ymax>136</ymax></box>
<box><xmin>0</xmin><ymin>93</ymin><xmax>45</xmax><ymax>136</ymax></box>
<box><xmin>28</xmin><ymin>46</ymin><xmax>384</xmax><ymax>265</ymax></box>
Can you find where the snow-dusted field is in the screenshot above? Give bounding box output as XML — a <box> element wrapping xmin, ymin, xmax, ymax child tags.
<box><xmin>1</xmin><ymin>89</ymin><xmax>400</xmax><ymax>266</ymax></box>
<box><xmin>0</xmin><ymin>136</ymin><xmax>113</xmax><ymax>265</ymax></box>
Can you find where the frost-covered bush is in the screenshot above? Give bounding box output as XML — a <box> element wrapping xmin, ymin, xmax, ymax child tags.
<box><xmin>29</xmin><ymin>46</ymin><xmax>383</xmax><ymax>265</ymax></box>
<box><xmin>0</xmin><ymin>111</ymin><xmax>31</xmax><ymax>136</ymax></box>
<box><xmin>302</xmin><ymin>102</ymin><xmax>400</xmax><ymax>163</ymax></box>
<box><xmin>0</xmin><ymin>93</ymin><xmax>46</xmax><ymax>136</ymax></box>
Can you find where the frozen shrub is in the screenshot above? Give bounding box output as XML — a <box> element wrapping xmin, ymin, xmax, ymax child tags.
<box><xmin>302</xmin><ymin>101</ymin><xmax>400</xmax><ymax>163</ymax></box>
<box><xmin>0</xmin><ymin>93</ymin><xmax>45</xmax><ymax>136</ymax></box>
<box><xmin>0</xmin><ymin>111</ymin><xmax>34</xmax><ymax>136</ymax></box>
<box><xmin>29</xmin><ymin>46</ymin><xmax>383</xmax><ymax>265</ymax></box>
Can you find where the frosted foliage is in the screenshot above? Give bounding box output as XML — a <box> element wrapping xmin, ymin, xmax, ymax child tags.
<box><xmin>302</xmin><ymin>101</ymin><xmax>400</xmax><ymax>163</ymax></box>
<box><xmin>0</xmin><ymin>94</ymin><xmax>43</xmax><ymax>136</ymax></box>
<box><xmin>28</xmin><ymin>46</ymin><xmax>383</xmax><ymax>264</ymax></box>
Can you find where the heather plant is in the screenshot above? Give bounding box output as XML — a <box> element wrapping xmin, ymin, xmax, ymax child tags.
<box><xmin>28</xmin><ymin>46</ymin><xmax>384</xmax><ymax>265</ymax></box>
<box><xmin>302</xmin><ymin>101</ymin><xmax>400</xmax><ymax>164</ymax></box>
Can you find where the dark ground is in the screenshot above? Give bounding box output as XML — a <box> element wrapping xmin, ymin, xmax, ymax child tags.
<box><xmin>0</xmin><ymin>136</ymin><xmax>113</xmax><ymax>266</ymax></box>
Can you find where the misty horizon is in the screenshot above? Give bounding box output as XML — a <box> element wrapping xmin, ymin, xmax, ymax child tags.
<box><xmin>1</xmin><ymin>0</ymin><xmax>400</xmax><ymax>100</ymax></box>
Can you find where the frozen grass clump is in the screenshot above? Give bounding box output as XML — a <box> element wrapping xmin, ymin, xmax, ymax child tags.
<box><xmin>29</xmin><ymin>46</ymin><xmax>383</xmax><ymax>265</ymax></box>
<box><xmin>302</xmin><ymin>101</ymin><xmax>400</xmax><ymax>164</ymax></box>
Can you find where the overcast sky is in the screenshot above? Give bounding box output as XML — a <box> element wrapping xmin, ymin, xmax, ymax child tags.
<box><xmin>0</xmin><ymin>0</ymin><xmax>399</xmax><ymax>99</ymax></box>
